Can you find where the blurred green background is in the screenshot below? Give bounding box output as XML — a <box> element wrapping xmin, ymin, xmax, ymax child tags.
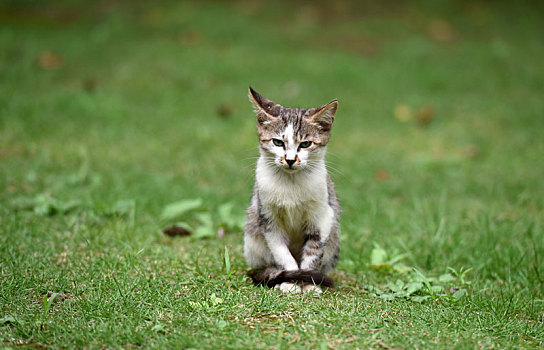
<box><xmin>1</xmin><ymin>0</ymin><xmax>543</xmax><ymax>348</ymax></box>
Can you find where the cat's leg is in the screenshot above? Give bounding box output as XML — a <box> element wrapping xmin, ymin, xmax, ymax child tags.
<box><xmin>244</xmin><ymin>233</ymin><xmax>275</xmax><ymax>268</ymax></box>
<box><xmin>264</xmin><ymin>229</ymin><xmax>299</xmax><ymax>271</ymax></box>
<box><xmin>245</xmin><ymin>197</ymin><xmax>276</xmax><ymax>268</ymax></box>
<box><xmin>299</xmin><ymin>229</ymin><xmax>324</xmax><ymax>271</ymax></box>
<box><xmin>299</xmin><ymin>206</ymin><xmax>337</xmax><ymax>294</ymax></box>
<box><xmin>300</xmin><ymin>206</ymin><xmax>334</xmax><ymax>271</ymax></box>
<box><xmin>299</xmin><ymin>229</ymin><xmax>326</xmax><ymax>294</ymax></box>
<box><xmin>264</xmin><ymin>228</ymin><xmax>302</xmax><ymax>293</ymax></box>
<box><xmin>247</xmin><ymin>197</ymin><xmax>298</xmax><ymax>271</ymax></box>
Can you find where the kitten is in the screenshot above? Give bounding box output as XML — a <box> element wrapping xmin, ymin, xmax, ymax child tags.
<box><xmin>244</xmin><ymin>87</ymin><xmax>340</xmax><ymax>293</ymax></box>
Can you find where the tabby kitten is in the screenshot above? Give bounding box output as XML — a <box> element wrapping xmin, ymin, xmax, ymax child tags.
<box><xmin>244</xmin><ymin>87</ymin><xmax>340</xmax><ymax>293</ymax></box>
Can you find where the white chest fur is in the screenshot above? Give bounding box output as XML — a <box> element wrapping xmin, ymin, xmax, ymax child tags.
<box><xmin>256</xmin><ymin>157</ymin><xmax>329</xmax><ymax>235</ymax></box>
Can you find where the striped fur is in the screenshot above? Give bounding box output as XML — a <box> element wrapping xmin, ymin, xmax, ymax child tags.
<box><xmin>247</xmin><ymin>267</ymin><xmax>334</xmax><ymax>288</ymax></box>
<box><xmin>244</xmin><ymin>87</ymin><xmax>340</xmax><ymax>293</ymax></box>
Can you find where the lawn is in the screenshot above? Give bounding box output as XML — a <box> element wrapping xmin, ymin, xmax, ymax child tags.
<box><xmin>1</xmin><ymin>0</ymin><xmax>543</xmax><ymax>348</ymax></box>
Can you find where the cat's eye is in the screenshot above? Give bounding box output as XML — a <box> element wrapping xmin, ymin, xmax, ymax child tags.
<box><xmin>272</xmin><ymin>139</ymin><xmax>284</xmax><ymax>147</ymax></box>
<box><xmin>299</xmin><ymin>141</ymin><xmax>312</xmax><ymax>148</ymax></box>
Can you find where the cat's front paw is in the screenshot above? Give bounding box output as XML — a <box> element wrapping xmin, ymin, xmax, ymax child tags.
<box><xmin>275</xmin><ymin>282</ymin><xmax>302</xmax><ymax>293</ymax></box>
<box><xmin>302</xmin><ymin>284</ymin><xmax>323</xmax><ymax>294</ymax></box>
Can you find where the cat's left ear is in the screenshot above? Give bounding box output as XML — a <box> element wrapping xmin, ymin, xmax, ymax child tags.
<box><xmin>306</xmin><ymin>99</ymin><xmax>338</xmax><ymax>132</ymax></box>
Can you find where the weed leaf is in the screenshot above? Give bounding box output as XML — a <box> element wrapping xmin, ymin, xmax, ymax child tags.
<box><xmin>438</xmin><ymin>273</ymin><xmax>456</xmax><ymax>283</ymax></box>
<box><xmin>411</xmin><ymin>296</ymin><xmax>430</xmax><ymax>303</ymax></box>
<box><xmin>215</xmin><ymin>320</ymin><xmax>227</xmax><ymax>329</ymax></box>
<box><xmin>209</xmin><ymin>293</ymin><xmax>224</xmax><ymax>306</ymax></box>
<box><xmin>452</xmin><ymin>288</ymin><xmax>467</xmax><ymax>300</ymax></box>
<box><xmin>405</xmin><ymin>282</ymin><xmax>424</xmax><ymax>295</ymax></box>
<box><xmin>43</xmin><ymin>292</ymin><xmax>58</xmax><ymax>314</ymax></box>
<box><xmin>0</xmin><ymin>316</ymin><xmax>17</xmax><ymax>325</ymax></box>
<box><xmin>218</xmin><ymin>202</ymin><xmax>244</xmax><ymax>231</ymax></box>
<box><xmin>13</xmin><ymin>195</ymin><xmax>81</xmax><ymax>216</ymax></box>
<box><xmin>161</xmin><ymin>198</ymin><xmax>203</xmax><ymax>221</ymax></box>
<box><xmin>370</xmin><ymin>244</ymin><xmax>387</xmax><ymax>265</ymax></box>
<box><xmin>193</xmin><ymin>212</ymin><xmax>215</xmax><ymax>238</ymax></box>
<box><xmin>224</xmin><ymin>246</ymin><xmax>231</xmax><ymax>276</ymax></box>
<box><xmin>152</xmin><ymin>324</ymin><xmax>165</xmax><ymax>333</ymax></box>
<box><xmin>108</xmin><ymin>199</ymin><xmax>135</xmax><ymax>217</ymax></box>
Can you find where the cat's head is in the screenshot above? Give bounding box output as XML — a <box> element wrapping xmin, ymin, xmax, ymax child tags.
<box><xmin>249</xmin><ymin>87</ymin><xmax>337</xmax><ymax>173</ymax></box>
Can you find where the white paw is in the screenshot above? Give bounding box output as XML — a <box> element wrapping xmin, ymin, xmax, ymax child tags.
<box><xmin>302</xmin><ymin>284</ymin><xmax>323</xmax><ymax>294</ymax></box>
<box><xmin>274</xmin><ymin>282</ymin><xmax>302</xmax><ymax>293</ymax></box>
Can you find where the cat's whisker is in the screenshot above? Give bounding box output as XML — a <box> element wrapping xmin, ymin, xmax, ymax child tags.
<box><xmin>242</xmin><ymin>156</ymin><xmax>262</xmax><ymax>161</ymax></box>
<box><xmin>326</xmin><ymin>151</ymin><xmax>342</xmax><ymax>160</ymax></box>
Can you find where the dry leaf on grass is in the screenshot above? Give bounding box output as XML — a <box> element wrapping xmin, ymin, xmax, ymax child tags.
<box><xmin>375</xmin><ymin>169</ymin><xmax>391</xmax><ymax>181</ymax></box>
<box><xmin>163</xmin><ymin>225</ymin><xmax>192</xmax><ymax>237</ymax></box>
<box><xmin>461</xmin><ymin>146</ymin><xmax>479</xmax><ymax>158</ymax></box>
<box><xmin>428</xmin><ymin>19</ymin><xmax>457</xmax><ymax>43</ymax></box>
<box><xmin>82</xmin><ymin>77</ymin><xmax>97</xmax><ymax>92</ymax></box>
<box><xmin>38</xmin><ymin>51</ymin><xmax>64</xmax><ymax>70</ymax></box>
<box><xmin>416</xmin><ymin>105</ymin><xmax>435</xmax><ymax>125</ymax></box>
<box><xmin>394</xmin><ymin>105</ymin><xmax>413</xmax><ymax>122</ymax></box>
<box><xmin>217</xmin><ymin>104</ymin><xmax>234</xmax><ymax>118</ymax></box>
<box><xmin>178</xmin><ymin>30</ymin><xmax>201</xmax><ymax>46</ymax></box>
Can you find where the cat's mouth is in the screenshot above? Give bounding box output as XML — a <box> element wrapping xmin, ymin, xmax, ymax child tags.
<box><xmin>279</xmin><ymin>164</ymin><xmax>301</xmax><ymax>172</ymax></box>
<box><xmin>279</xmin><ymin>156</ymin><xmax>302</xmax><ymax>172</ymax></box>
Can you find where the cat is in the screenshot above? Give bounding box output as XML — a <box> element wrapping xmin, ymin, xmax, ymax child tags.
<box><xmin>244</xmin><ymin>87</ymin><xmax>340</xmax><ymax>293</ymax></box>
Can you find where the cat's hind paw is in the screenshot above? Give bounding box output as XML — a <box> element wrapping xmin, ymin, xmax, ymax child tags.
<box><xmin>302</xmin><ymin>284</ymin><xmax>323</xmax><ymax>294</ymax></box>
<box><xmin>275</xmin><ymin>282</ymin><xmax>302</xmax><ymax>293</ymax></box>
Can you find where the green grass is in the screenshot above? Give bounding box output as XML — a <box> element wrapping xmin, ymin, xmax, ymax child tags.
<box><xmin>1</xmin><ymin>0</ymin><xmax>543</xmax><ymax>348</ymax></box>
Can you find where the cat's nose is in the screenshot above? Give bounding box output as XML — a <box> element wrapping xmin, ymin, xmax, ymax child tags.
<box><xmin>286</xmin><ymin>159</ymin><xmax>296</xmax><ymax>167</ymax></box>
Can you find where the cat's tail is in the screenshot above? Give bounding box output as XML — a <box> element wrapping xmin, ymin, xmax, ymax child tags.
<box><xmin>247</xmin><ymin>267</ymin><xmax>334</xmax><ymax>288</ymax></box>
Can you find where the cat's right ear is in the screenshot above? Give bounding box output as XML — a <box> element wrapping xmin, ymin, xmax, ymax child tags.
<box><xmin>248</xmin><ymin>87</ymin><xmax>280</xmax><ymax>125</ymax></box>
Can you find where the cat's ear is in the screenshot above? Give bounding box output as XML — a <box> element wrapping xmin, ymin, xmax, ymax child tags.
<box><xmin>306</xmin><ymin>99</ymin><xmax>338</xmax><ymax>132</ymax></box>
<box><xmin>248</xmin><ymin>87</ymin><xmax>281</xmax><ymax>125</ymax></box>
